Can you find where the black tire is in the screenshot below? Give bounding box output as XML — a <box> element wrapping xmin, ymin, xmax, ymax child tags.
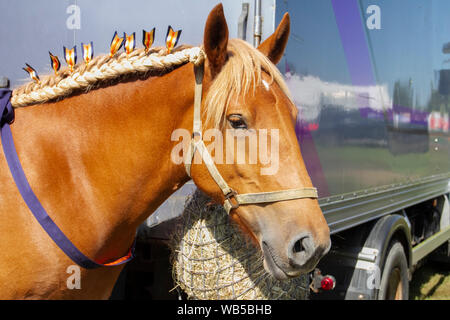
<box><xmin>378</xmin><ymin>241</ymin><xmax>409</xmax><ymax>300</ymax></box>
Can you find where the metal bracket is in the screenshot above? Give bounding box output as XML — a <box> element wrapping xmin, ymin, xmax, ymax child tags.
<box><xmin>253</xmin><ymin>0</ymin><xmax>262</xmax><ymax>47</ymax></box>
<box><xmin>330</xmin><ymin>246</ymin><xmax>379</xmax><ymax>271</ymax></box>
<box><xmin>0</xmin><ymin>77</ymin><xmax>10</xmax><ymax>89</ymax></box>
<box><xmin>238</xmin><ymin>3</ymin><xmax>249</xmax><ymax>41</ymax></box>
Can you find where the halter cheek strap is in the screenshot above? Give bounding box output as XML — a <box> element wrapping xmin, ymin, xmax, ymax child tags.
<box><xmin>184</xmin><ymin>60</ymin><xmax>318</xmax><ymax>215</ymax></box>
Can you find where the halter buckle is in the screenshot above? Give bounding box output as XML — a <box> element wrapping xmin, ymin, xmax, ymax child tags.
<box><xmin>224</xmin><ymin>189</ymin><xmax>239</xmax><ymax>210</ymax></box>
<box><xmin>192</xmin><ymin>131</ymin><xmax>202</xmax><ymax>142</ymax></box>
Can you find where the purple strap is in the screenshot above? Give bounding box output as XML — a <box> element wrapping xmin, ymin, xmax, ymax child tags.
<box><xmin>0</xmin><ymin>89</ymin><xmax>134</xmax><ymax>269</ymax></box>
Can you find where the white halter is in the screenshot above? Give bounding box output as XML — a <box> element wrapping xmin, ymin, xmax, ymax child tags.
<box><xmin>184</xmin><ymin>56</ymin><xmax>318</xmax><ymax>214</ymax></box>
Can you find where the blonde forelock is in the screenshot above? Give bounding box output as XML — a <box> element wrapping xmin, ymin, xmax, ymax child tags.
<box><xmin>203</xmin><ymin>39</ymin><xmax>292</xmax><ymax>128</ymax></box>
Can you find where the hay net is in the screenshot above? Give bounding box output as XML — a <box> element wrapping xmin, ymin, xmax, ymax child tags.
<box><xmin>170</xmin><ymin>189</ymin><xmax>309</xmax><ymax>300</ymax></box>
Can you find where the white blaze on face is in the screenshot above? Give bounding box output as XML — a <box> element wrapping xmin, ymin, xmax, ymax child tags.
<box><xmin>262</xmin><ymin>79</ymin><xmax>270</xmax><ymax>91</ymax></box>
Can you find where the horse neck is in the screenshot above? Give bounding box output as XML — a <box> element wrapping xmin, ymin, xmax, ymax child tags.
<box><xmin>11</xmin><ymin>63</ymin><xmax>195</xmax><ymax>262</ymax></box>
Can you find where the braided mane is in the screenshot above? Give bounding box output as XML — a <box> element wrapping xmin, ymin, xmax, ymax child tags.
<box><xmin>11</xmin><ymin>39</ymin><xmax>291</xmax><ymax>130</ymax></box>
<box><xmin>11</xmin><ymin>45</ymin><xmax>205</xmax><ymax>108</ymax></box>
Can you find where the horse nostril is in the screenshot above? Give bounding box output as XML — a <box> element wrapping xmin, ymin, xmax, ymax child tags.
<box><xmin>289</xmin><ymin>234</ymin><xmax>315</xmax><ymax>268</ymax></box>
<box><xmin>293</xmin><ymin>237</ymin><xmax>306</xmax><ymax>254</ymax></box>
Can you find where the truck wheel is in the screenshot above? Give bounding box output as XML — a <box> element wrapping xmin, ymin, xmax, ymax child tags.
<box><xmin>378</xmin><ymin>241</ymin><xmax>409</xmax><ymax>300</ymax></box>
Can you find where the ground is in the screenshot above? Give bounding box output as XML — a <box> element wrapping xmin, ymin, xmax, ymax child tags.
<box><xmin>410</xmin><ymin>261</ymin><xmax>450</xmax><ymax>300</ymax></box>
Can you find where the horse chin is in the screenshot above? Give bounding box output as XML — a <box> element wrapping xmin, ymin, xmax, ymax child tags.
<box><xmin>262</xmin><ymin>258</ymin><xmax>290</xmax><ymax>280</ymax></box>
<box><xmin>261</xmin><ymin>242</ymin><xmax>298</xmax><ymax>280</ymax></box>
<box><xmin>262</xmin><ymin>256</ymin><xmax>312</xmax><ymax>280</ymax></box>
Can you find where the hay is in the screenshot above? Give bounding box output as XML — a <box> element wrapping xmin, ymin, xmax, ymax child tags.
<box><xmin>170</xmin><ymin>190</ymin><xmax>309</xmax><ymax>300</ymax></box>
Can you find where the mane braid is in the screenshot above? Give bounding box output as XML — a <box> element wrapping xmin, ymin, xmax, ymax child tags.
<box><xmin>11</xmin><ymin>39</ymin><xmax>292</xmax><ymax>131</ymax></box>
<box><xmin>11</xmin><ymin>45</ymin><xmax>205</xmax><ymax>108</ymax></box>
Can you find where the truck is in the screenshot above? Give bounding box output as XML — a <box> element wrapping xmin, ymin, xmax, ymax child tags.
<box><xmin>1</xmin><ymin>0</ymin><xmax>449</xmax><ymax>300</ymax></box>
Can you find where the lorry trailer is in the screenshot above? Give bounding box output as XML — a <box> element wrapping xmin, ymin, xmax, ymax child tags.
<box><xmin>0</xmin><ymin>0</ymin><xmax>449</xmax><ymax>300</ymax></box>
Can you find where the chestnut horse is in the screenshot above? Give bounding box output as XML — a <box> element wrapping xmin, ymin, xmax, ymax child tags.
<box><xmin>0</xmin><ymin>4</ymin><xmax>330</xmax><ymax>299</ymax></box>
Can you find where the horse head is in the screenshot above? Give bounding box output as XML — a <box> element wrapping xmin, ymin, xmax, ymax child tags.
<box><xmin>188</xmin><ymin>4</ymin><xmax>331</xmax><ymax>280</ymax></box>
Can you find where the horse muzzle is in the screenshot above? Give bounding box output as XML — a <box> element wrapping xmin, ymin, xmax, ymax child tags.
<box><xmin>261</xmin><ymin>232</ymin><xmax>331</xmax><ymax>280</ymax></box>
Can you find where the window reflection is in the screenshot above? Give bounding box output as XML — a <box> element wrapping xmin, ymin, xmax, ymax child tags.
<box><xmin>277</xmin><ymin>0</ymin><xmax>449</xmax><ymax>196</ymax></box>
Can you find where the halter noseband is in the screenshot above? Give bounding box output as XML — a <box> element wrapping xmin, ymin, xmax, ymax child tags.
<box><xmin>184</xmin><ymin>57</ymin><xmax>318</xmax><ymax>214</ymax></box>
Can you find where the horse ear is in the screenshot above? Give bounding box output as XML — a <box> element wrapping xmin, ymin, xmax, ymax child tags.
<box><xmin>258</xmin><ymin>13</ymin><xmax>290</xmax><ymax>64</ymax></box>
<box><xmin>203</xmin><ymin>3</ymin><xmax>229</xmax><ymax>77</ymax></box>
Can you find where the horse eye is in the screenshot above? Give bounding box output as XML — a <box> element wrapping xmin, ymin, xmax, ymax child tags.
<box><xmin>227</xmin><ymin>114</ymin><xmax>247</xmax><ymax>129</ymax></box>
